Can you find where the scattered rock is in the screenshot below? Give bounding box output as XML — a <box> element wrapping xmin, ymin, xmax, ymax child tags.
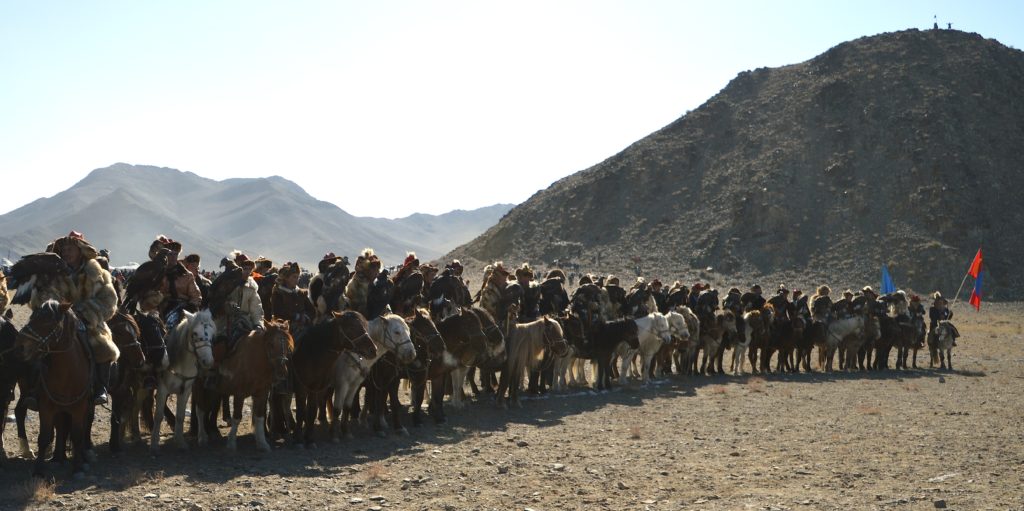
<box><xmin>369</xmin><ymin>496</ymin><xmax>386</xmax><ymax>501</ymax></box>
<box><xmin>552</xmin><ymin>463</ymin><xmax>565</xmax><ymax>471</ymax></box>
<box><xmin>143</xmin><ymin>494</ymin><xmax>157</xmax><ymax>500</ymax></box>
<box><xmin>516</xmin><ymin>440</ymin><xmax>529</xmax><ymax>448</ymax></box>
<box><xmin>927</xmin><ymin>473</ymin><xmax>958</xmax><ymax>483</ymax></box>
<box><xmin>497</xmin><ymin>466</ymin><xmax>509</xmax><ymax>475</ymax></box>
<box><xmin>729</xmin><ymin>451</ymin><xmax>740</xmax><ymax>457</ymax></box>
<box><xmin>934</xmin><ymin>499</ymin><xmax>947</xmax><ymax>509</ymax></box>
<box><xmin>349</xmin><ymin>497</ymin><xmax>364</xmax><ymax>504</ymax></box>
<box><xmin>617</xmin><ymin>481</ymin><xmax>629</xmax><ymax>490</ymax></box>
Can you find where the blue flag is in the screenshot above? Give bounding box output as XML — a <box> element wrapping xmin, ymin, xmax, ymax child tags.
<box><xmin>881</xmin><ymin>265</ymin><xmax>896</xmax><ymax>294</ymax></box>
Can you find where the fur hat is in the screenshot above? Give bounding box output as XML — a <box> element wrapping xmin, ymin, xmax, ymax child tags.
<box><xmin>862</xmin><ymin>286</ymin><xmax>875</xmax><ymax>295</ymax></box>
<box><xmin>447</xmin><ymin>259</ymin><xmax>463</xmax><ymax>276</ymax></box>
<box><xmin>651</xmin><ymin>279</ymin><xmax>663</xmax><ymax>287</ymax></box>
<box><xmin>354</xmin><ymin>248</ymin><xmax>382</xmax><ymax>276</ymax></box>
<box><xmin>606</xmin><ymin>275</ymin><xmax>619</xmax><ymax>286</ymax></box>
<box><xmin>183</xmin><ymin>253</ymin><xmax>201</xmax><ymax>264</ymax></box>
<box><xmin>231</xmin><ymin>250</ymin><xmax>255</xmax><ymax>269</ymax></box>
<box><xmin>254</xmin><ymin>256</ymin><xmax>273</xmax><ymax>271</ymax></box>
<box><xmin>48</xmin><ymin>231</ymin><xmax>99</xmax><ymax>260</ymax></box>
<box><xmin>404</xmin><ymin>252</ymin><xmax>419</xmax><ymax>267</ymax></box>
<box><xmin>578</xmin><ymin>274</ymin><xmax>593</xmax><ymax>286</ymax></box>
<box><xmin>778</xmin><ymin>284</ymin><xmax>789</xmax><ymax>295</ymax></box>
<box><xmin>793</xmin><ymin>289</ymin><xmax>802</xmax><ymax>296</ymax></box>
<box><xmin>279</xmin><ymin>261</ymin><xmax>301</xmax><ymax>279</ymax></box>
<box><xmin>514</xmin><ymin>263</ymin><xmax>534</xmax><ymax>280</ymax></box>
<box><xmin>910</xmin><ymin>294</ymin><xmax>921</xmax><ymax>302</ymax></box>
<box><xmin>750</xmin><ymin>284</ymin><xmax>762</xmax><ymax>293</ymax></box>
<box><xmin>319</xmin><ymin>252</ymin><xmax>344</xmax><ymax>273</ymax></box>
<box><xmin>816</xmin><ymin>285</ymin><xmax>831</xmax><ymax>296</ymax></box>
<box><xmin>728</xmin><ymin>287</ymin><xmax>741</xmax><ymax>295</ymax></box>
<box><xmin>932</xmin><ymin>291</ymin><xmax>947</xmax><ymax>304</ymax></box>
<box><xmin>843</xmin><ymin>289</ymin><xmax>854</xmax><ymax>298</ymax></box>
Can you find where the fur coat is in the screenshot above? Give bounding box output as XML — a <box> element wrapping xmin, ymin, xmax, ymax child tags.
<box><xmin>0</xmin><ymin>270</ymin><xmax>9</xmax><ymax>314</ymax></box>
<box><xmin>30</xmin><ymin>258</ymin><xmax>119</xmax><ymax>363</ymax></box>
<box><xmin>214</xmin><ymin>276</ymin><xmax>265</xmax><ymax>337</ymax></box>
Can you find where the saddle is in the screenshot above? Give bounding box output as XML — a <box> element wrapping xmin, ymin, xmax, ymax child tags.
<box><xmin>213</xmin><ymin>307</ymin><xmax>254</xmax><ymax>364</ymax></box>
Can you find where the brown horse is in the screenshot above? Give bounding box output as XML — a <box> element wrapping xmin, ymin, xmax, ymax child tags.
<box><xmin>16</xmin><ymin>300</ymin><xmax>92</xmax><ymax>478</ymax></box>
<box><xmin>196</xmin><ymin>319</ymin><xmax>293</xmax><ymax>451</ymax></box>
<box><xmin>102</xmin><ymin>311</ymin><xmax>146</xmax><ymax>454</ymax></box>
<box><xmin>291</xmin><ymin>311</ymin><xmax>376</xmax><ymax>447</ymax></box>
<box><xmin>433</xmin><ymin>309</ymin><xmax>488</xmax><ymax>414</ymax></box>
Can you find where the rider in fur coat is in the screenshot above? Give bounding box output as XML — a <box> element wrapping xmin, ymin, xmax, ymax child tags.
<box><xmin>29</xmin><ymin>232</ymin><xmax>119</xmax><ymax>405</ymax></box>
<box><xmin>216</xmin><ymin>252</ymin><xmax>265</xmax><ymax>342</ymax></box>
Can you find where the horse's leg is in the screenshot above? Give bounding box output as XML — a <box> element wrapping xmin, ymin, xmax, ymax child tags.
<box><xmin>410</xmin><ymin>379</ymin><xmax>426</xmax><ymax>426</ymax></box>
<box><xmin>14</xmin><ymin>396</ymin><xmax>33</xmax><ymax>459</ymax></box>
<box><xmin>641</xmin><ymin>351</ymin><xmax>654</xmax><ymax>386</ymax></box>
<box><xmin>70</xmin><ymin>407</ymin><xmax>88</xmax><ymax>478</ymax></box>
<box><xmin>304</xmin><ymin>391</ymin><xmax>320</xmax><ymax>448</ymax></box>
<box><xmin>52</xmin><ymin>413</ymin><xmax>69</xmax><ymax>464</ymax></box>
<box><xmin>150</xmin><ymin>385</ymin><xmax>168</xmax><ymax>454</ymax></box>
<box><xmin>329</xmin><ymin>383</ymin><xmax>345</xmax><ymax>443</ymax></box>
<box><xmin>947</xmin><ymin>349</ymin><xmax>952</xmax><ymax>371</ymax></box>
<box><xmin>449</xmin><ymin>367</ymin><xmax>467</xmax><ymax>409</ymax></box>
<box><xmin>33</xmin><ymin>409</ymin><xmax>54</xmax><ymax>478</ymax></box>
<box><xmin>429</xmin><ymin>376</ymin><xmax>447</xmax><ymax>423</ymax></box>
<box><xmin>249</xmin><ymin>391</ymin><xmax>268</xmax><ymax>452</ymax></box>
<box><xmin>195</xmin><ymin>387</ymin><xmax>210</xmax><ymax>447</ymax></box>
<box><xmin>227</xmin><ymin>394</ymin><xmax>243</xmax><ymax>451</ymax></box>
<box><xmin>174</xmin><ymin>384</ymin><xmax>192</xmax><ymax>450</ymax></box>
<box><xmin>292</xmin><ymin>390</ymin><xmax>307</xmax><ymax>446</ymax></box>
<box><xmin>494</xmin><ymin>364</ymin><xmax>510</xmax><ymax>409</ymax></box>
<box><xmin>388</xmin><ymin>380</ymin><xmax>406</xmax><ymax>435</ymax></box>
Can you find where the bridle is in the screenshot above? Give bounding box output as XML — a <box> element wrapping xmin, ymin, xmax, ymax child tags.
<box><xmin>20</xmin><ymin>311</ymin><xmax>73</xmax><ymax>357</ymax></box>
<box><xmin>541</xmin><ymin>318</ymin><xmax>569</xmax><ymax>357</ymax></box>
<box><xmin>265</xmin><ymin>326</ymin><xmax>292</xmax><ymax>382</ymax></box>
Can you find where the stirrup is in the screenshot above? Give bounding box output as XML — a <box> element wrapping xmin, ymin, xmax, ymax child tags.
<box><xmin>93</xmin><ymin>390</ymin><xmax>109</xmax><ymax>406</ymax></box>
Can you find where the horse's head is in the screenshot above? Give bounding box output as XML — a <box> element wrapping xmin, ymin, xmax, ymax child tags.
<box><xmin>542</xmin><ymin>317</ymin><xmax>569</xmax><ymax>357</ymax></box>
<box><xmin>264</xmin><ymin>318</ymin><xmax>294</xmax><ymax>382</ymax></box>
<box><xmin>430</xmin><ymin>297</ymin><xmax>458</xmax><ymax>323</ymax></box>
<box><xmin>332</xmin><ymin>311</ymin><xmax>377</xmax><ymax>359</ymax></box>
<box><xmin>378</xmin><ymin>314</ymin><xmax>415</xmax><ymax>365</ymax></box>
<box><xmin>936</xmin><ymin>320</ymin><xmax>956</xmax><ymax>344</ymax></box>
<box><xmin>186</xmin><ymin>309</ymin><xmax>216</xmax><ymax>370</ymax></box>
<box><xmin>720</xmin><ymin>310</ymin><xmax>738</xmax><ymax>335</ymax></box>
<box><xmin>109</xmin><ymin>312</ymin><xmax>145</xmax><ymax>370</ymax></box>
<box><xmin>17</xmin><ymin>299</ymin><xmax>72</xmax><ymax>361</ymax></box>
<box><xmin>409</xmin><ymin>309</ymin><xmax>446</xmax><ymax>361</ymax></box>
<box><xmin>135</xmin><ymin>312</ymin><xmax>168</xmax><ymax>370</ymax></box>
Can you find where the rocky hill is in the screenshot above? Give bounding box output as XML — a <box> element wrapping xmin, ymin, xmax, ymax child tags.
<box><xmin>450</xmin><ymin>29</ymin><xmax>1024</xmax><ymax>299</ymax></box>
<box><xmin>0</xmin><ymin>163</ymin><xmax>512</xmax><ymax>269</ymax></box>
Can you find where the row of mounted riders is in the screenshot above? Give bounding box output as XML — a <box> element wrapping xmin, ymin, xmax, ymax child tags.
<box><xmin>0</xmin><ymin>242</ymin><xmax>960</xmax><ymax>479</ymax></box>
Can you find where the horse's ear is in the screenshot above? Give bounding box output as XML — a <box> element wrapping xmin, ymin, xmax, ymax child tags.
<box><xmin>59</xmin><ymin>301</ymin><xmax>73</xmax><ymax>313</ymax></box>
<box><xmin>332</xmin><ymin>311</ymin><xmax>343</xmax><ymax>318</ymax></box>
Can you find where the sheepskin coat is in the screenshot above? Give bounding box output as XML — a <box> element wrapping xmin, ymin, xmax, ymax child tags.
<box><xmin>30</xmin><ymin>258</ymin><xmax>119</xmax><ymax>363</ymax></box>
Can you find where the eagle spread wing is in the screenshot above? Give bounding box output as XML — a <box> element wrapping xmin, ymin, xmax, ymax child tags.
<box><xmin>5</xmin><ymin>252</ymin><xmax>71</xmax><ymax>305</ymax></box>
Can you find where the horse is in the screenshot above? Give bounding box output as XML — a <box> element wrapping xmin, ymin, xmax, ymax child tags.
<box><xmin>909</xmin><ymin>309</ymin><xmax>927</xmax><ymax>368</ymax></box>
<box><xmin>698</xmin><ymin>310</ymin><xmax>737</xmax><ymax>375</ymax></box>
<box><xmin>495</xmin><ymin>317</ymin><xmax>568</xmax><ymax>408</ymax></box>
<box><xmin>15</xmin><ymin>300</ymin><xmax>92</xmax><ymax>478</ymax></box>
<box><xmin>734</xmin><ymin>310</ymin><xmax>767</xmax><ymax>376</ymax></box>
<box><xmin>196</xmin><ymin>319</ymin><xmax>293</xmax><ymax>451</ymax></box>
<box><xmin>552</xmin><ymin>313</ymin><xmax>587</xmax><ymax>392</ymax></box>
<box><xmin>110</xmin><ymin>312</ymin><xmax>168</xmax><ymax>453</ymax></box>
<box><xmin>402</xmin><ymin>310</ymin><xmax>447</xmax><ymax>427</ymax></box>
<box><xmin>585</xmin><ymin>318</ymin><xmax>639</xmax><ymax>390</ymax></box>
<box><xmin>329</xmin><ymin>313</ymin><xmax>414</xmax><ymax>441</ymax></box>
<box><xmin>150</xmin><ymin>309</ymin><xmax>215</xmax><ymax>453</ymax></box>
<box><xmin>102</xmin><ymin>312</ymin><xmax>147</xmax><ymax>454</ymax></box>
<box><xmin>367</xmin><ymin>310</ymin><xmax>445</xmax><ymax>435</ymax></box>
<box><xmin>667</xmin><ymin>306</ymin><xmax>700</xmax><ymax>376</ymax></box>
<box><xmin>821</xmin><ymin>315</ymin><xmax>863</xmax><ymax>372</ymax></box>
<box><xmin>934</xmin><ymin>321</ymin><xmax>957</xmax><ymax>370</ymax></box>
<box><xmin>434</xmin><ymin>309</ymin><xmax>489</xmax><ymax>411</ymax></box>
<box><xmin>465</xmin><ymin>306</ymin><xmax>509</xmax><ymax>397</ymax></box>
<box><xmin>615</xmin><ymin>313</ymin><xmax>672</xmax><ymax>385</ymax></box>
<box><xmin>291</xmin><ymin>311</ymin><xmax>376</xmax><ymax>447</ymax></box>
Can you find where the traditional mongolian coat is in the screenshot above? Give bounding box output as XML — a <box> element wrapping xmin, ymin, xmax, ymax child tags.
<box><xmin>30</xmin><ymin>257</ymin><xmax>119</xmax><ymax>363</ymax></box>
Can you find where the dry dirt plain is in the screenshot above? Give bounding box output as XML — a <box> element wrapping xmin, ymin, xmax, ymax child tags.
<box><xmin>2</xmin><ymin>302</ymin><xmax>1023</xmax><ymax>511</ymax></box>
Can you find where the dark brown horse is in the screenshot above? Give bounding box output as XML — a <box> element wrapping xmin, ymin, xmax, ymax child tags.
<box><xmin>106</xmin><ymin>311</ymin><xmax>149</xmax><ymax>453</ymax></box>
<box><xmin>291</xmin><ymin>311</ymin><xmax>375</xmax><ymax>447</ymax></box>
<box><xmin>0</xmin><ymin>311</ymin><xmax>27</xmax><ymax>460</ymax></box>
<box><xmin>366</xmin><ymin>309</ymin><xmax>445</xmax><ymax>435</ymax></box>
<box><xmin>16</xmin><ymin>300</ymin><xmax>92</xmax><ymax>478</ymax></box>
<box><xmin>196</xmin><ymin>319</ymin><xmax>293</xmax><ymax>451</ymax></box>
<box><xmin>433</xmin><ymin>309</ymin><xmax>488</xmax><ymax>416</ymax></box>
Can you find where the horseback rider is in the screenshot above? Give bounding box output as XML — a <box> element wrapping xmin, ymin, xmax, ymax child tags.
<box><xmin>650</xmin><ymin>279</ymin><xmax>668</xmax><ymax>313</ymax></box>
<box><xmin>722</xmin><ymin>287</ymin><xmax>742</xmax><ymax>314</ymax></box>
<box><xmin>810</xmin><ymin>285</ymin><xmax>833</xmax><ymax>322</ymax></box>
<box><xmin>514</xmin><ymin>263</ymin><xmax>540</xmax><ymax>322</ymax></box>
<box><xmin>253</xmin><ymin>257</ymin><xmax>277</xmax><ymax>320</ymax></box>
<box><xmin>152</xmin><ymin>238</ymin><xmax>201</xmax><ymax>330</ymax></box>
<box><xmin>25</xmin><ymin>231</ymin><xmax>119</xmax><ymax>407</ymax></box>
<box><xmin>831</xmin><ymin>289</ymin><xmax>855</xmax><ymax>319</ymax></box>
<box><xmin>766</xmin><ymin>285</ymin><xmax>794</xmax><ymax>323</ymax></box>
<box><xmin>215</xmin><ymin>251</ymin><xmax>266</xmax><ymax>345</ymax></box>
<box><xmin>740</xmin><ymin>284</ymin><xmax>766</xmax><ymax>312</ymax></box>
<box><xmin>270</xmin><ymin>261</ymin><xmax>314</xmax><ymax>338</ymax></box>
<box><xmin>183</xmin><ymin>253</ymin><xmax>212</xmax><ymax>302</ymax></box>
<box><xmin>928</xmin><ymin>292</ymin><xmax>956</xmax><ymax>347</ymax></box>
<box><xmin>695</xmin><ymin>286</ymin><xmax>720</xmax><ymax>324</ymax></box>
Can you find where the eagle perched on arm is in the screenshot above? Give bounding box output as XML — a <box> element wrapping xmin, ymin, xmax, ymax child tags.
<box><xmin>203</xmin><ymin>257</ymin><xmax>246</xmax><ymax>316</ymax></box>
<box><xmin>5</xmin><ymin>252</ymin><xmax>72</xmax><ymax>305</ymax></box>
<box><xmin>119</xmin><ymin>247</ymin><xmax>172</xmax><ymax>313</ymax></box>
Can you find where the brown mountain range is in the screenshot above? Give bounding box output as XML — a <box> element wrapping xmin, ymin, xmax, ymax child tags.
<box><xmin>449</xmin><ymin>29</ymin><xmax>1024</xmax><ymax>300</ymax></box>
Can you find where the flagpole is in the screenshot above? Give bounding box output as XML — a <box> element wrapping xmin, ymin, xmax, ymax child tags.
<box><xmin>951</xmin><ymin>272</ymin><xmax>970</xmax><ymax>306</ymax></box>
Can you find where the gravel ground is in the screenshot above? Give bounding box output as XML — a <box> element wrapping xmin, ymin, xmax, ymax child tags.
<box><xmin>2</xmin><ymin>302</ymin><xmax>1023</xmax><ymax>510</ymax></box>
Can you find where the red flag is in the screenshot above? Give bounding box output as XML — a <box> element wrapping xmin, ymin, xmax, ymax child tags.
<box><xmin>969</xmin><ymin>271</ymin><xmax>983</xmax><ymax>311</ymax></box>
<box><xmin>968</xmin><ymin>247</ymin><xmax>983</xmax><ymax>278</ymax></box>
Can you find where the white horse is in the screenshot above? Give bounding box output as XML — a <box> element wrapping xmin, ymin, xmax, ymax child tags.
<box><xmin>330</xmin><ymin>313</ymin><xmax>414</xmax><ymax>441</ymax></box>
<box><xmin>150</xmin><ymin>309</ymin><xmax>215</xmax><ymax>453</ymax></box>
<box><xmin>615</xmin><ymin>313</ymin><xmax>672</xmax><ymax>386</ymax></box>
<box><xmin>664</xmin><ymin>310</ymin><xmax>694</xmax><ymax>374</ymax></box>
<box><xmin>934</xmin><ymin>320</ymin><xmax>957</xmax><ymax>370</ymax></box>
<box><xmin>823</xmin><ymin>315</ymin><xmax>863</xmax><ymax>372</ymax></box>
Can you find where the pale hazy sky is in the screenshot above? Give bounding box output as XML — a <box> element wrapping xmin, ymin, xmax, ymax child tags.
<box><xmin>1</xmin><ymin>1</ymin><xmax>1021</xmax><ymax>218</ymax></box>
